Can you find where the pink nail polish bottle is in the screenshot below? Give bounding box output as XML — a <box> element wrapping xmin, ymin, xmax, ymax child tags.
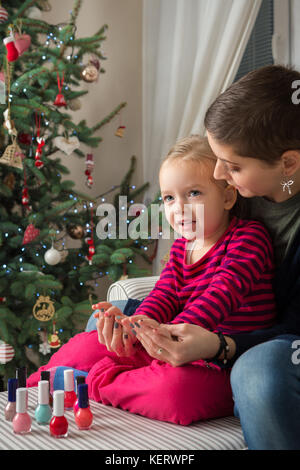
<box><xmin>64</xmin><ymin>369</ymin><xmax>77</xmax><ymax>410</ymax></box>
<box><xmin>4</xmin><ymin>378</ymin><xmax>17</xmax><ymax>421</ymax></box>
<box><xmin>75</xmin><ymin>384</ymin><xmax>93</xmax><ymax>430</ymax></box>
<box><xmin>73</xmin><ymin>375</ymin><xmax>86</xmax><ymax>415</ymax></box>
<box><xmin>12</xmin><ymin>388</ymin><xmax>32</xmax><ymax>434</ymax></box>
<box><xmin>50</xmin><ymin>390</ymin><xmax>68</xmax><ymax>438</ymax></box>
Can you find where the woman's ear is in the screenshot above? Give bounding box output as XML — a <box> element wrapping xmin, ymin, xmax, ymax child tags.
<box><xmin>281</xmin><ymin>150</ymin><xmax>300</xmax><ymax>177</ymax></box>
<box><xmin>224</xmin><ymin>185</ymin><xmax>237</xmax><ymax>210</ymax></box>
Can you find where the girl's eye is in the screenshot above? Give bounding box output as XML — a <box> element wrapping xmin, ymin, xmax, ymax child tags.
<box><xmin>163</xmin><ymin>195</ymin><xmax>173</xmax><ymax>202</ymax></box>
<box><xmin>189</xmin><ymin>190</ymin><xmax>202</xmax><ymax>197</ymax></box>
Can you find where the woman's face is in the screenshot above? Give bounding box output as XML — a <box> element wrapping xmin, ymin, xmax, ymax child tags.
<box><xmin>159</xmin><ymin>158</ymin><xmax>235</xmax><ymax>241</ymax></box>
<box><xmin>207</xmin><ymin>132</ymin><xmax>283</xmax><ymax>199</ymax></box>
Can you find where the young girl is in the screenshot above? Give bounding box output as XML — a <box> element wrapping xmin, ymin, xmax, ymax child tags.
<box><xmin>28</xmin><ymin>136</ymin><xmax>276</xmax><ymax>425</ymax></box>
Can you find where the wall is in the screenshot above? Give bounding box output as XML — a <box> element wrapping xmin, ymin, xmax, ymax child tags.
<box><xmin>291</xmin><ymin>0</ymin><xmax>300</xmax><ymax>69</ymax></box>
<box><xmin>43</xmin><ymin>0</ymin><xmax>145</xmax><ymax>299</ymax></box>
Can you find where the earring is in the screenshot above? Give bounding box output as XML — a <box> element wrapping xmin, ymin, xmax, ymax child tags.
<box><xmin>281</xmin><ymin>177</ymin><xmax>294</xmax><ymax>195</ymax></box>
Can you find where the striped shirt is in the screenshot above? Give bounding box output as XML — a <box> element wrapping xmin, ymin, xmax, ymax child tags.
<box><xmin>133</xmin><ymin>217</ymin><xmax>277</xmax><ymax>334</ymax></box>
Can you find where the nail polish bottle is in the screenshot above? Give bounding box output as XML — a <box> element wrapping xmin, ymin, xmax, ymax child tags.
<box><xmin>16</xmin><ymin>366</ymin><xmax>27</xmax><ymax>388</ymax></box>
<box><xmin>35</xmin><ymin>380</ymin><xmax>52</xmax><ymax>425</ymax></box>
<box><xmin>49</xmin><ymin>390</ymin><xmax>68</xmax><ymax>438</ymax></box>
<box><xmin>4</xmin><ymin>378</ymin><xmax>17</xmax><ymax>421</ymax></box>
<box><xmin>12</xmin><ymin>388</ymin><xmax>32</xmax><ymax>434</ymax></box>
<box><xmin>16</xmin><ymin>366</ymin><xmax>28</xmax><ymax>407</ymax></box>
<box><xmin>75</xmin><ymin>384</ymin><xmax>93</xmax><ymax>430</ymax></box>
<box><xmin>41</xmin><ymin>370</ymin><xmax>53</xmax><ymax>407</ymax></box>
<box><xmin>73</xmin><ymin>376</ymin><xmax>86</xmax><ymax>414</ymax></box>
<box><xmin>64</xmin><ymin>369</ymin><xmax>77</xmax><ymax>410</ymax></box>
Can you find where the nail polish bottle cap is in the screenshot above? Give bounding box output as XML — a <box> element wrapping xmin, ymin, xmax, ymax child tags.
<box><xmin>41</xmin><ymin>370</ymin><xmax>50</xmax><ymax>382</ymax></box>
<box><xmin>75</xmin><ymin>375</ymin><xmax>86</xmax><ymax>394</ymax></box>
<box><xmin>64</xmin><ymin>369</ymin><xmax>74</xmax><ymax>392</ymax></box>
<box><xmin>53</xmin><ymin>390</ymin><xmax>65</xmax><ymax>416</ymax></box>
<box><xmin>16</xmin><ymin>367</ymin><xmax>27</xmax><ymax>388</ymax></box>
<box><xmin>78</xmin><ymin>384</ymin><xmax>89</xmax><ymax>409</ymax></box>
<box><xmin>7</xmin><ymin>378</ymin><xmax>18</xmax><ymax>402</ymax></box>
<box><xmin>16</xmin><ymin>387</ymin><xmax>27</xmax><ymax>413</ymax></box>
<box><xmin>38</xmin><ymin>380</ymin><xmax>49</xmax><ymax>405</ymax></box>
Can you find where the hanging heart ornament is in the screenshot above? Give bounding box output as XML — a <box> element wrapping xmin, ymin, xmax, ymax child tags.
<box><xmin>54</xmin><ymin>135</ymin><xmax>80</xmax><ymax>155</ymax></box>
<box><xmin>14</xmin><ymin>33</ymin><xmax>31</xmax><ymax>56</ymax></box>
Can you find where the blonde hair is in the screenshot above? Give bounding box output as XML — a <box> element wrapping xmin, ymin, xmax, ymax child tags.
<box><xmin>160</xmin><ymin>135</ymin><xmax>227</xmax><ymax>187</ymax></box>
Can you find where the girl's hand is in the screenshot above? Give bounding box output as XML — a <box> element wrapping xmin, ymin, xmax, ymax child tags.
<box><xmin>92</xmin><ymin>302</ymin><xmax>137</xmax><ymax>356</ymax></box>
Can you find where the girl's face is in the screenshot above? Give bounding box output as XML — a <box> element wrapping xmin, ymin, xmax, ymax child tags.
<box><xmin>159</xmin><ymin>158</ymin><xmax>235</xmax><ymax>241</ymax></box>
<box><xmin>207</xmin><ymin>132</ymin><xmax>283</xmax><ymax>199</ymax></box>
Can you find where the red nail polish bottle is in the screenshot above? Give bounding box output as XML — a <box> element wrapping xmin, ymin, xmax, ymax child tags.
<box><xmin>50</xmin><ymin>390</ymin><xmax>68</xmax><ymax>438</ymax></box>
<box><xmin>75</xmin><ymin>384</ymin><xmax>93</xmax><ymax>430</ymax></box>
<box><xmin>64</xmin><ymin>369</ymin><xmax>77</xmax><ymax>410</ymax></box>
<box><xmin>73</xmin><ymin>375</ymin><xmax>86</xmax><ymax>415</ymax></box>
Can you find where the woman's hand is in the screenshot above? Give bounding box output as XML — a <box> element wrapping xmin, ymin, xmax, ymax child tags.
<box><xmin>92</xmin><ymin>302</ymin><xmax>137</xmax><ymax>356</ymax></box>
<box><xmin>130</xmin><ymin>319</ymin><xmax>236</xmax><ymax>366</ymax></box>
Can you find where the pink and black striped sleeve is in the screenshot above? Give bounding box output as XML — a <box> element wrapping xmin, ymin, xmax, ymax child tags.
<box><xmin>131</xmin><ymin>243</ymin><xmax>180</xmax><ymax>322</ymax></box>
<box><xmin>171</xmin><ymin>222</ymin><xmax>275</xmax><ymax>330</ymax></box>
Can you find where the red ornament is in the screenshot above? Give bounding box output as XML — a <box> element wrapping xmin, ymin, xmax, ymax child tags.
<box><xmin>18</xmin><ymin>133</ymin><xmax>32</xmax><ymax>146</ymax></box>
<box><xmin>85</xmin><ymin>153</ymin><xmax>94</xmax><ymax>188</ymax></box>
<box><xmin>35</xmin><ymin>137</ymin><xmax>45</xmax><ymax>168</ymax></box>
<box><xmin>22</xmin><ymin>224</ymin><xmax>40</xmax><ymax>245</ymax></box>
<box><xmin>3</xmin><ymin>35</ymin><xmax>19</xmax><ymax>62</ymax></box>
<box><xmin>85</xmin><ymin>237</ymin><xmax>95</xmax><ymax>264</ymax></box>
<box><xmin>54</xmin><ymin>72</ymin><xmax>67</xmax><ymax>107</ymax></box>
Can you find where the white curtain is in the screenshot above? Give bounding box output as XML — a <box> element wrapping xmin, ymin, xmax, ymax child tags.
<box><xmin>142</xmin><ymin>0</ymin><xmax>262</xmax><ymax>275</ymax></box>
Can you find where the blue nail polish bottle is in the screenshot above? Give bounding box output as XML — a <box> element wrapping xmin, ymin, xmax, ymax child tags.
<box><xmin>35</xmin><ymin>380</ymin><xmax>52</xmax><ymax>425</ymax></box>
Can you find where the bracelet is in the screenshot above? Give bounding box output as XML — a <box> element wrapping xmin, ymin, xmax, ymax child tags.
<box><xmin>211</xmin><ymin>332</ymin><xmax>230</xmax><ymax>364</ymax></box>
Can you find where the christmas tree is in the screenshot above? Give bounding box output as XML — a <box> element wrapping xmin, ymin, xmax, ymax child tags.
<box><xmin>0</xmin><ymin>0</ymin><xmax>156</xmax><ymax>385</ymax></box>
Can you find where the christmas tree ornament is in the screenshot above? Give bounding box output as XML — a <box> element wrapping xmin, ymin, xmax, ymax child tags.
<box><xmin>22</xmin><ymin>223</ymin><xmax>40</xmax><ymax>245</ymax></box>
<box><xmin>0</xmin><ymin>70</ymin><xmax>5</xmax><ymax>104</ymax></box>
<box><xmin>34</xmin><ymin>113</ymin><xmax>45</xmax><ymax>168</ymax></box>
<box><xmin>85</xmin><ymin>153</ymin><xmax>94</xmax><ymax>188</ymax></box>
<box><xmin>35</xmin><ymin>136</ymin><xmax>45</xmax><ymax>168</ymax></box>
<box><xmin>0</xmin><ymin>340</ymin><xmax>15</xmax><ymax>364</ymax></box>
<box><xmin>68</xmin><ymin>98</ymin><xmax>81</xmax><ymax>111</ymax></box>
<box><xmin>21</xmin><ymin>186</ymin><xmax>29</xmax><ymax>207</ymax></box>
<box><xmin>33</xmin><ymin>295</ymin><xmax>55</xmax><ymax>322</ymax></box>
<box><xmin>48</xmin><ymin>322</ymin><xmax>61</xmax><ymax>349</ymax></box>
<box><xmin>44</xmin><ymin>245</ymin><xmax>61</xmax><ymax>265</ymax></box>
<box><xmin>0</xmin><ymin>138</ymin><xmax>23</xmax><ymax>169</ymax></box>
<box><xmin>0</xmin><ymin>6</ymin><xmax>8</xmax><ymax>23</ymax></box>
<box><xmin>54</xmin><ymin>135</ymin><xmax>80</xmax><ymax>155</ymax></box>
<box><xmin>54</xmin><ymin>72</ymin><xmax>67</xmax><ymax>107</ymax></box>
<box><xmin>14</xmin><ymin>32</ymin><xmax>31</xmax><ymax>56</ymax></box>
<box><xmin>115</xmin><ymin>125</ymin><xmax>126</xmax><ymax>138</ymax></box>
<box><xmin>36</xmin><ymin>0</ymin><xmax>52</xmax><ymax>12</ymax></box>
<box><xmin>3</xmin><ymin>108</ymin><xmax>17</xmax><ymax>137</ymax></box>
<box><xmin>81</xmin><ymin>62</ymin><xmax>99</xmax><ymax>83</ymax></box>
<box><xmin>18</xmin><ymin>132</ymin><xmax>32</xmax><ymax>146</ymax></box>
<box><xmin>85</xmin><ymin>237</ymin><xmax>95</xmax><ymax>264</ymax></box>
<box><xmin>3</xmin><ymin>35</ymin><xmax>19</xmax><ymax>62</ymax></box>
<box><xmin>39</xmin><ymin>329</ymin><xmax>51</xmax><ymax>355</ymax></box>
<box><xmin>26</xmin><ymin>7</ymin><xmax>42</xmax><ymax>20</ymax></box>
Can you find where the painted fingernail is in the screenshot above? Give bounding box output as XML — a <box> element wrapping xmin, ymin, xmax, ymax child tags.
<box><xmin>114</xmin><ymin>322</ymin><xmax>119</xmax><ymax>329</ymax></box>
<box><xmin>116</xmin><ymin>316</ymin><xmax>122</xmax><ymax>320</ymax></box>
<box><xmin>123</xmin><ymin>334</ymin><xmax>128</xmax><ymax>339</ymax></box>
<box><xmin>132</xmin><ymin>330</ymin><xmax>137</xmax><ymax>336</ymax></box>
<box><xmin>130</xmin><ymin>323</ymin><xmax>135</xmax><ymax>328</ymax></box>
<box><xmin>134</xmin><ymin>322</ymin><xmax>141</xmax><ymax>328</ymax></box>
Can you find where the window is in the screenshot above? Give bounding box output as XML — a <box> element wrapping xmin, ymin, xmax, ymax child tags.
<box><xmin>234</xmin><ymin>0</ymin><xmax>274</xmax><ymax>81</ymax></box>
